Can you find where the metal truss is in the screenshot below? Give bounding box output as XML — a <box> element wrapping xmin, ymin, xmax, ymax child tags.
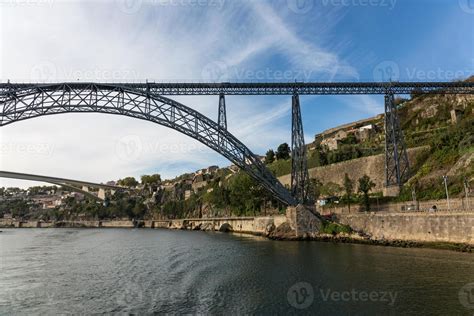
<box><xmin>2</xmin><ymin>81</ymin><xmax>473</xmax><ymax>204</ymax></box>
<box><xmin>0</xmin><ymin>83</ymin><xmax>297</xmax><ymax>206</ymax></box>
<box><xmin>384</xmin><ymin>93</ymin><xmax>410</xmax><ymax>186</ymax></box>
<box><xmin>291</xmin><ymin>93</ymin><xmax>310</xmax><ymax>204</ymax></box>
<box><xmin>1</xmin><ymin>81</ymin><xmax>473</xmax><ymax>96</ymax></box>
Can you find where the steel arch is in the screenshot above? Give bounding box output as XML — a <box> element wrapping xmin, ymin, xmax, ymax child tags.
<box><xmin>0</xmin><ymin>83</ymin><xmax>297</xmax><ymax>205</ymax></box>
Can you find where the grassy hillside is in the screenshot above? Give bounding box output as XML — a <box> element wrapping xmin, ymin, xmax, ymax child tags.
<box><xmin>266</xmin><ymin>92</ymin><xmax>474</xmax><ymax>201</ymax></box>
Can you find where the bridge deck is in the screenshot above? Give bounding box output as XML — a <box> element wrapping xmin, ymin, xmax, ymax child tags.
<box><xmin>0</xmin><ymin>171</ymin><xmax>124</xmax><ymax>190</ymax></box>
<box><xmin>1</xmin><ymin>81</ymin><xmax>473</xmax><ymax>95</ymax></box>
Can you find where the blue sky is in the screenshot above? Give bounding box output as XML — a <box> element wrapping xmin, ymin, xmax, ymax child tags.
<box><xmin>0</xmin><ymin>0</ymin><xmax>473</xmax><ymax>187</ymax></box>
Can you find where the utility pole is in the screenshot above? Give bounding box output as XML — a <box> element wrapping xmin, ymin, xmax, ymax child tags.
<box><xmin>443</xmin><ymin>175</ymin><xmax>450</xmax><ymax>210</ymax></box>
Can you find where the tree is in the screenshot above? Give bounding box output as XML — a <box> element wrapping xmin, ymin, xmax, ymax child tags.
<box><xmin>358</xmin><ymin>175</ymin><xmax>376</xmax><ymax>212</ymax></box>
<box><xmin>276</xmin><ymin>143</ymin><xmax>290</xmax><ymax>160</ymax></box>
<box><xmin>117</xmin><ymin>177</ymin><xmax>139</xmax><ymax>188</ymax></box>
<box><xmin>320</xmin><ymin>182</ymin><xmax>342</xmax><ymax>198</ymax></box>
<box><xmin>132</xmin><ymin>200</ymin><xmax>147</xmax><ymax>219</ymax></box>
<box><xmin>343</xmin><ymin>173</ymin><xmax>354</xmax><ymax>212</ymax></box>
<box><xmin>141</xmin><ymin>174</ymin><xmax>161</xmax><ymax>186</ymax></box>
<box><xmin>141</xmin><ymin>174</ymin><xmax>162</xmax><ymax>194</ymax></box>
<box><xmin>309</xmin><ymin>178</ymin><xmax>323</xmax><ymax>201</ymax></box>
<box><xmin>265</xmin><ymin>149</ymin><xmax>275</xmax><ymax>164</ymax></box>
<box><xmin>228</xmin><ymin>172</ymin><xmax>266</xmax><ymax>216</ymax></box>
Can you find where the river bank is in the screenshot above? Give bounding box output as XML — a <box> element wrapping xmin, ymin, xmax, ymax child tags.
<box><xmin>2</xmin><ymin>210</ymin><xmax>474</xmax><ymax>252</ymax></box>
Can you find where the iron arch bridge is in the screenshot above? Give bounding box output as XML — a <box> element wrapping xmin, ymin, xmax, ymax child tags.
<box><xmin>0</xmin><ymin>83</ymin><xmax>297</xmax><ymax>205</ymax></box>
<box><xmin>1</xmin><ymin>81</ymin><xmax>474</xmax><ymax>206</ymax></box>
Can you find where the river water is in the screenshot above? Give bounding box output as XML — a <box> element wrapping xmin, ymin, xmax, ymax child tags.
<box><xmin>0</xmin><ymin>228</ymin><xmax>473</xmax><ymax>315</ymax></box>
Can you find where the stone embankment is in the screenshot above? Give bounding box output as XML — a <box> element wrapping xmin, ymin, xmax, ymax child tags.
<box><xmin>2</xmin><ymin>207</ymin><xmax>473</xmax><ymax>252</ymax></box>
<box><xmin>336</xmin><ymin>211</ymin><xmax>474</xmax><ymax>245</ymax></box>
<box><xmin>278</xmin><ymin>146</ymin><xmax>428</xmax><ymax>192</ymax></box>
<box><xmin>0</xmin><ymin>219</ymin><xmax>138</xmax><ymax>228</ymax></box>
<box><xmin>323</xmin><ymin>197</ymin><xmax>473</xmax><ymax>214</ymax></box>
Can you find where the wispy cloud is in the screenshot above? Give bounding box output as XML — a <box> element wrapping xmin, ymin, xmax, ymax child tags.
<box><xmin>343</xmin><ymin>95</ymin><xmax>384</xmax><ymax>116</ymax></box>
<box><xmin>0</xmin><ymin>1</ymin><xmax>360</xmax><ymax>188</ymax></box>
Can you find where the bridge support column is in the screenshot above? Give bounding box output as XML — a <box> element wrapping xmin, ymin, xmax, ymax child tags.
<box><xmin>290</xmin><ymin>93</ymin><xmax>310</xmax><ymax>204</ymax></box>
<box><xmin>218</xmin><ymin>93</ymin><xmax>227</xmax><ymax>130</ymax></box>
<box><xmin>286</xmin><ymin>204</ymin><xmax>322</xmax><ymax>238</ymax></box>
<box><xmin>384</xmin><ymin>93</ymin><xmax>409</xmax><ymax>188</ymax></box>
<box><xmin>217</xmin><ymin>93</ymin><xmax>227</xmax><ymax>148</ymax></box>
<box><xmin>98</xmin><ymin>188</ymin><xmax>106</xmax><ymax>200</ymax></box>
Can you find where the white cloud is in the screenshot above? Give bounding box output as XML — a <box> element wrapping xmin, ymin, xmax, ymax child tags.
<box><xmin>0</xmin><ymin>1</ymin><xmax>360</xmax><ymax>188</ymax></box>
<box><xmin>343</xmin><ymin>95</ymin><xmax>384</xmax><ymax>116</ymax></box>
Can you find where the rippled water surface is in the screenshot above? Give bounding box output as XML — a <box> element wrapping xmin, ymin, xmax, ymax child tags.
<box><xmin>1</xmin><ymin>228</ymin><xmax>473</xmax><ymax>314</ymax></box>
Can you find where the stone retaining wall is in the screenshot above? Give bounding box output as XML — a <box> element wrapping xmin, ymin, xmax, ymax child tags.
<box><xmin>278</xmin><ymin>146</ymin><xmax>427</xmax><ymax>192</ymax></box>
<box><xmin>322</xmin><ymin>197</ymin><xmax>473</xmax><ymax>215</ymax></box>
<box><xmin>337</xmin><ymin>211</ymin><xmax>474</xmax><ymax>245</ymax></box>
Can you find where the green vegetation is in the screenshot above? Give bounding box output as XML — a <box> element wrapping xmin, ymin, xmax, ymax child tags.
<box><xmin>343</xmin><ymin>173</ymin><xmax>354</xmax><ymax>212</ymax></box>
<box><xmin>358</xmin><ymin>175</ymin><xmax>376</xmax><ymax>212</ymax></box>
<box><xmin>117</xmin><ymin>177</ymin><xmax>139</xmax><ymax>187</ymax></box>
<box><xmin>398</xmin><ymin>115</ymin><xmax>474</xmax><ymax>202</ymax></box>
<box><xmin>276</xmin><ymin>143</ymin><xmax>290</xmax><ymax>160</ymax></box>
<box><xmin>265</xmin><ymin>149</ymin><xmax>275</xmax><ymax>164</ymax></box>
<box><xmin>320</xmin><ymin>221</ymin><xmax>352</xmax><ymax>235</ymax></box>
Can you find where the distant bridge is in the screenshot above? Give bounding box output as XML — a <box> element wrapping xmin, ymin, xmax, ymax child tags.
<box><xmin>0</xmin><ymin>170</ymin><xmax>125</xmax><ymax>201</ymax></box>
<box><xmin>1</xmin><ymin>81</ymin><xmax>473</xmax><ymax>206</ymax></box>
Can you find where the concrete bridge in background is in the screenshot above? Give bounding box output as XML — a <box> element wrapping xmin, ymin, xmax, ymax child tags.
<box><xmin>0</xmin><ymin>170</ymin><xmax>126</xmax><ymax>201</ymax></box>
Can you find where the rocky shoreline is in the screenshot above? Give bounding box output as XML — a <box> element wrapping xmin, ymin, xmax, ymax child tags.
<box><xmin>2</xmin><ymin>218</ymin><xmax>473</xmax><ymax>253</ymax></box>
<box><xmin>178</xmin><ymin>220</ymin><xmax>474</xmax><ymax>253</ymax></box>
<box><xmin>266</xmin><ymin>227</ymin><xmax>473</xmax><ymax>253</ymax></box>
